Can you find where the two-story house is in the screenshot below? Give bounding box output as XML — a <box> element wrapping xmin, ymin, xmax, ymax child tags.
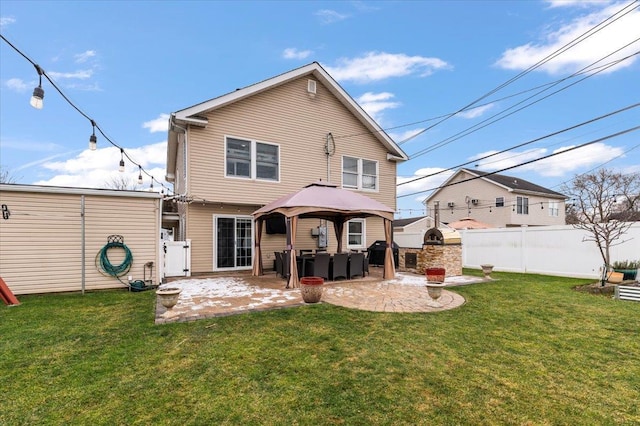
<box><xmin>423</xmin><ymin>168</ymin><xmax>566</xmax><ymax>228</ymax></box>
<box><xmin>164</xmin><ymin>62</ymin><xmax>408</xmax><ymax>274</ymax></box>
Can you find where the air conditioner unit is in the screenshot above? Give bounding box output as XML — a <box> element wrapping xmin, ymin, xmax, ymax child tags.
<box><xmin>471</xmin><ymin>199</ymin><xmax>479</xmax><ymax>205</ymax></box>
<box><xmin>447</xmin><ymin>202</ymin><xmax>455</xmax><ymax>208</ymax></box>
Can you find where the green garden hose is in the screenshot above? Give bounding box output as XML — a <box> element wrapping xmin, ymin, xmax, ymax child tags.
<box><xmin>96</xmin><ymin>241</ymin><xmax>133</xmax><ymax>282</ymax></box>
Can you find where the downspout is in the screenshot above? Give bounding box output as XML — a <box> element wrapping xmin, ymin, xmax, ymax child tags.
<box><xmin>169</xmin><ymin>117</ymin><xmax>188</xmax><ymax>239</ymax></box>
<box><xmin>81</xmin><ymin>195</ymin><xmax>85</xmax><ymax>295</ymax></box>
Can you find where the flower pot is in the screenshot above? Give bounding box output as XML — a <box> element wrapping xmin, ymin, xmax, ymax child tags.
<box><xmin>157</xmin><ymin>287</ymin><xmax>182</xmax><ymax>309</ymax></box>
<box><xmin>300</xmin><ymin>276</ymin><xmax>324</xmax><ymax>303</ymax></box>
<box><xmin>606</xmin><ymin>271</ymin><xmax>624</xmax><ymax>284</ymax></box>
<box><xmin>425</xmin><ymin>267</ymin><xmax>445</xmax><ymax>283</ymax></box>
<box><xmin>614</xmin><ymin>269</ymin><xmax>638</xmax><ymax>281</ymax></box>
<box><xmin>480</xmin><ymin>264</ymin><xmax>494</xmax><ymax>279</ymax></box>
<box><xmin>425</xmin><ymin>282</ymin><xmax>447</xmax><ymax>307</ymax></box>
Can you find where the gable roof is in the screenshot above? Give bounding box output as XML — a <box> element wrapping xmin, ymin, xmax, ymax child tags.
<box><xmin>425</xmin><ymin>168</ymin><xmax>566</xmax><ymax>202</ymax></box>
<box><xmin>393</xmin><ymin>216</ymin><xmax>428</xmax><ymax>228</ymax></box>
<box><xmin>166</xmin><ymin>62</ymin><xmax>408</xmax><ymax>181</ymax></box>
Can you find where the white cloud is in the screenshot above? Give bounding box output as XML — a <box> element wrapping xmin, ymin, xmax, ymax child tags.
<box><xmin>283</xmin><ymin>48</ymin><xmax>313</xmax><ymax>60</ymax></box>
<box><xmin>34</xmin><ymin>142</ymin><xmax>168</xmax><ymax>190</ymax></box>
<box><xmin>496</xmin><ymin>2</ymin><xmax>640</xmax><ymax>75</ymax></box>
<box><xmin>324</xmin><ymin>52</ymin><xmax>450</xmax><ymax>84</ymax></box>
<box><xmin>356</xmin><ymin>92</ymin><xmax>400</xmax><ymax>123</ymax></box>
<box><xmin>389</xmin><ymin>128</ymin><xmax>426</xmax><ymax>145</ymax></box>
<box><xmin>48</xmin><ymin>69</ymin><xmax>94</xmax><ymax>80</ymax></box>
<box><xmin>5</xmin><ymin>78</ymin><xmax>29</xmax><ymax>92</ymax></box>
<box><xmin>0</xmin><ymin>16</ymin><xmax>16</xmax><ymax>27</ymax></box>
<box><xmin>315</xmin><ymin>9</ymin><xmax>348</xmax><ymax>24</ymax></box>
<box><xmin>397</xmin><ymin>167</ymin><xmax>455</xmax><ymax>201</ymax></box>
<box><xmin>457</xmin><ymin>103</ymin><xmax>495</xmax><ymax>119</ymax></box>
<box><xmin>545</xmin><ymin>0</ymin><xmax>606</xmax><ymax>8</ymax></box>
<box><xmin>74</xmin><ymin>50</ymin><xmax>96</xmax><ymax>63</ymax></box>
<box><xmin>143</xmin><ymin>114</ymin><xmax>170</xmax><ymax>133</ymax></box>
<box><xmin>473</xmin><ymin>142</ymin><xmax>625</xmax><ymax>177</ymax></box>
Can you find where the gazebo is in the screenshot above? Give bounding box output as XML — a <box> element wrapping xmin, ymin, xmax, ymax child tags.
<box><xmin>252</xmin><ymin>181</ymin><xmax>396</xmax><ymax>288</ymax></box>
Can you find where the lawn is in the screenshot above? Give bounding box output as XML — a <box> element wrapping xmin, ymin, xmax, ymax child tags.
<box><xmin>1</xmin><ymin>271</ymin><xmax>638</xmax><ymax>425</ymax></box>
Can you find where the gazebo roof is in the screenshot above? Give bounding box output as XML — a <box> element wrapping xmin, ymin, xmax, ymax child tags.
<box><xmin>253</xmin><ymin>181</ymin><xmax>395</xmax><ymax>221</ymax></box>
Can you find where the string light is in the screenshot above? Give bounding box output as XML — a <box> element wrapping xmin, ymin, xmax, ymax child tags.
<box><xmin>30</xmin><ymin>64</ymin><xmax>44</xmax><ymax>109</ymax></box>
<box><xmin>89</xmin><ymin>120</ymin><xmax>97</xmax><ymax>150</ymax></box>
<box><xmin>137</xmin><ymin>165</ymin><xmax>143</xmax><ymax>185</ymax></box>
<box><xmin>119</xmin><ymin>148</ymin><xmax>125</xmax><ymax>172</ymax></box>
<box><xmin>0</xmin><ymin>34</ymin><xmax>174</xmax><ymax>195</ymax></box>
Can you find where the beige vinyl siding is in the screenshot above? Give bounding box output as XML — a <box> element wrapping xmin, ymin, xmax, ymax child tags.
<box><xmin>0</xmin><ymin>186</ymin><xmax>160</xmax><ymax>295</ymax></box>
<box><xmin>427</xmin><ymin>170</ymin><xmax>565</xmax><ymax>227</ymax></box>
<box><xmin>187</xmin><ymin>76</ymin><xmax>397</xmax><ymax>210</ymax></box>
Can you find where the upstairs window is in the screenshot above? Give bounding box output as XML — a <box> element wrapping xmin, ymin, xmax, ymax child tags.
<box><xmin>495</xmin><ymin>197</ymin><xmax>504</xmax><ymax>207</ymax></box>
<box><xmin>517</xmin><ymin>196</ymin><xmax>529</xmax><ymax>215</ymax></box>
<box><xmin>548</xmin><ymin>200</ymin><xmax>559</xmax><ymax>217</ymax></box>
<box><xmin>342</xmin><ymin>156</ymin><xmax>378</xmax><ymax>191</ymax></box>
<box><xmin>226</xmin><ymin>137</ymin><xmax>279</xmax><ymax>181</ymax></box>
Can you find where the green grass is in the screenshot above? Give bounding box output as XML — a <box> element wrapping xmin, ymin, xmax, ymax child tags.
<box><xmin>1</xmin><ymin>271</ymin><xmax>638</xmax><ymax>425</ymax></box>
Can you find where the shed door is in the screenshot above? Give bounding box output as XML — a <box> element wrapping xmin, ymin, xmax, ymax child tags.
<box><xmin>163</xmin><ymin>240</ymin><xmax>191</xmax><ymax>277</ymax></box>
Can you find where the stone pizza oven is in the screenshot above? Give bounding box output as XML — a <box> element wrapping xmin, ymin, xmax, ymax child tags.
<box><xmin>419</xmin><ymin>203</ymin><xmax>462</xmax><ymax>276</ymax></box>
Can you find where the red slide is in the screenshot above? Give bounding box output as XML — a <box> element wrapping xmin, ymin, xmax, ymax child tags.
<box><xmin>0</xmin><ymin>277</ymin><xmax>20</xmax><ymax>306</ymax></box>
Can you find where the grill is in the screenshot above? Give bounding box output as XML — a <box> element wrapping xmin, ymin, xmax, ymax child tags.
<box><xmin>367</xmin><ymin>240</ymin><xmax>399</xmax><ymax>267</ymax></box>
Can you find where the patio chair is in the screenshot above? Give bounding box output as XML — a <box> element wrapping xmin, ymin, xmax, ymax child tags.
<box><xmin>274</xmin><ymin>251</ymin><xmax>283</xmax><ymax>277</ymax></box>
<box><xmin>349</xmin><ymin>252</ymin><xmax>364</xmax><ymax>279</ymax></box>
<box><xmin>332</xmin><ymin>253</ymin><xmax>349</xmax><ymax>280</ymax></box>
<box><xmin>312</xmin><ymin>252</ymin><xmax>331</xmax><ymax>280</ymax></box>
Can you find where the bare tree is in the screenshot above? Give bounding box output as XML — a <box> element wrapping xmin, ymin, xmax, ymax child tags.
<box><xmin>561</xmin><ymin>169</ymin><xmax>639</xmax><ymax>268</ymax></box>
<box><xmin>0</xmin><ymin>166</ymin><xmax>18</xmax><ymax>184</ymax></box>
<box><xmin>105</xmin><ymin>175</ymin><xmax>140</xmax><ymax>191</ymax></box>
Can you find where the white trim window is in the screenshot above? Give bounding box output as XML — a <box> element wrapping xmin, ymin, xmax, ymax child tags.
<box><xmin>495</xmin><ymin>197</ymin><xmax>504</xmax><ymax>207</ymax></box>
<box><xmin>342</xmin><ymin>156</ymin><xmax>378</xmax><ymax>191</ymax></box>
<box><xmin>548</xmin><ymin>200</ymin><xmax>559</xmax><ymax>217</ymax></box>
<box><xmin>225</xmin><ymin>136</ymin><xmax>279</xmax><ymax>182</ymax></box>
<box><xmin>347</xmin><ymin>219</ymin><xmax>366</xmax><ymax>249</ymax></box>
<box><xmin>516</xmin><ymin>196</ymin><xmax>529</xmax><ymax>215</ymax></box>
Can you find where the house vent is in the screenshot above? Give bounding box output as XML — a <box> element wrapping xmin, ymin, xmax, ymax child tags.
<box><xmin>307</xmin><ymin>79</ymin><xmax>317</xmax><ymax>95</ymax></box>
<box><xmin>447</xmin><ymin>202</ymin><xmax>455</xmax><ymax>208</ymax></box>
<box><xmin>471</xmin><ymin>199</ymin><xmax>479</xmax><ymax>205</ymax></box>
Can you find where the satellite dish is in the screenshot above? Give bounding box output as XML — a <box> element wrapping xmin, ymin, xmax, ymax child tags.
<box><xmin>324</xmin><ymin>133</ymin><xmax>336</xmax><ymax>156</ymax></box>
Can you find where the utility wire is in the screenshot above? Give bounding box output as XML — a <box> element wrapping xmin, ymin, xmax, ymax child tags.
<box><xmin>0</xmin><ymin>33</ymin><xmax>171</xmax><ymax>194</ymax></box>
<box><xmin>408</xmin><ymin>45</ymin><xmax>640</xmax><ymax>159</ymax></box>
<box><xmin>398</xmin><ymin>1</ymin><xmax>639</xmax><ymax>149</ymax></box>
<box><xmin>397</xmin><ymin>102</ymin><xmax>640</xmax><ymax>186</ymax></box>
<box><xmin>397</xmin><ymin>126</ymin><xmax>640</xmax><ymax>199</ymax></box>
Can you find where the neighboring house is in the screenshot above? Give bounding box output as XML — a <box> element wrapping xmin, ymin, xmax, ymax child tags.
<box><xmin>423</xmin><ymin>168</ymin><xmax>566</xmax><ymax>228</ymax></box>
<box><xmin>164</xmin><ymin>62</ymin><xmax>408</xmax><ymax>274</ymax></box>
<box><xmin>393</xmin><ymin>215</ymin><xmax>434</xmax><ymax>249</ymax></box>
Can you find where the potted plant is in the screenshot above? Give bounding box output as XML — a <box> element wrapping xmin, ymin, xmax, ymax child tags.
<box><xmin>300</xmin><ymin>276</ymin><xmax>324</xmax><ymax>303</ymax></box>
<box><xmin>425</xmin><ymin>267</ymin><xmax>445</xmax><ymax>283</ymax></box>
<box><xmin>612</xmin><ymin>260</ymin><xmax>639</xmax><ymax>281</ymax></box>
<box><xmin>156</xmin><ymin>286</ymin><xmax>182</xmax><ymax>309</ymax></box>
<box><xmin>480</xmin><ymin>264</ymin><xmax>494</xmax><ymax>279</ymax></box>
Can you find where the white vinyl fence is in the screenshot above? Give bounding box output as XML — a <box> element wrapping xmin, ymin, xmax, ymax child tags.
<box><xmin>460</xmin><ymin>223</ymin><xmax>640</xmax><ymax>279</ymax></box>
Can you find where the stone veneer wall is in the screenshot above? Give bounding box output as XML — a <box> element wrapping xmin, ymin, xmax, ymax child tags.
<box><xmin>398</xmin><ymin>245</ymin><xmax>462</xmax><ymax>277</ymax></box>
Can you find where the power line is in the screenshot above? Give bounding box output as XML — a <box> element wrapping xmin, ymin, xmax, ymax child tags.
<box><xmin>397</xmin><ymin>102</ymin><xmax>640</xmax><ymax>187</ymax></box>
<box><xmin>397</xmin><ymin>126</ymin><xmax>640</xmax><ymax>199</ymax></box>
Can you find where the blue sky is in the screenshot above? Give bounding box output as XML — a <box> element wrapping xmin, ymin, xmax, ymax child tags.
<box><xmin>1</xmin><ymin>0</ymin><xmax>639</xmax><ymax>217</ymax></box>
